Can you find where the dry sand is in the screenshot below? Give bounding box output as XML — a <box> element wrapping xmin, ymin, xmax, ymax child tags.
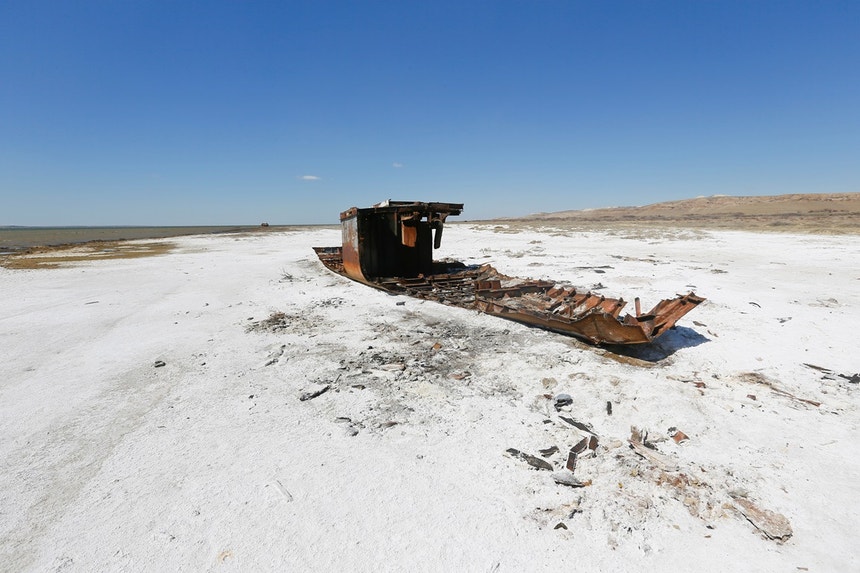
<box><xmin>503</xmin><ymin>192</ymin><xmax>860</xmax><ymax>234</ymax></box>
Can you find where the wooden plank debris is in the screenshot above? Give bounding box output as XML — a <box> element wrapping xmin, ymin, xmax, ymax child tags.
<box><xmin>730</xmin><ymin>494</ymin><xmax>793</xmax><ymax>542</ymax></box>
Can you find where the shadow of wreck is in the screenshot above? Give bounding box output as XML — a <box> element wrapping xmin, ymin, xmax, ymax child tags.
<box><xmin>600</xmin><ymin>326</ymin><xmax>711</xmax><ymax>363</ymax></box>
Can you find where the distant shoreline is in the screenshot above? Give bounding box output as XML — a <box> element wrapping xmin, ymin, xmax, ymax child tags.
<box><xmin>0</xmin><ymin>224</ymin><xmax>336</xmax><ymax>253</ymax></box>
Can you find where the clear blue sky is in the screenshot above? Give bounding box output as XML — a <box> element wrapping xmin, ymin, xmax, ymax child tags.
<box><xmin>1</xmin><ymin>1</ymin><xmax>858</xmax><ymax>225</ymax></box>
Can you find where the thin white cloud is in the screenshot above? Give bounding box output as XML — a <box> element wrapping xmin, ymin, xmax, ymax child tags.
<box><xmin>298</xmin><ymin>175</ymin><xmax>321</xmax><ymax>181</ymax></box>
<box><xmin>392</xmin><ymin>162</ymin><xmax>404</xmax><ymax>168</ymax></box>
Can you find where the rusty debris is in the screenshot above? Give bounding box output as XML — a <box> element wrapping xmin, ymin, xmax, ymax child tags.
<box><xmin>565</xmin><ymin>448</ymin><xmax>578</xmax><ymax>472</ymax></box>
<box><xmin>628</xmin><ymin>439</ymin><xmax>680</xmax><ymax>472</ymax></box>
<box><xmin>299</xmin><ymin>384</ymin><xmax>331</xmax><ymax>402</ymax></box>
<box><xmin>559</xmin><ymin>416</ymin><xmax>596</xmax><ymax>435</ymax></box>
<box><xmin>730</xmin><ymin>494</ymin><xmax>793</xmax><ymax>542</ymax></box>
<box><xmin>539</xmin><ymin>445</ymin><xmax>560</xmax><ymax>457</ymax></box>
<box><xmin>672</xmin><ymin>430</ymin><xmax>689</xmax><ymax>444</ymax></box>
<box><xmin>313</xmin><ymin>200</ymin><xmax>705</xmax><ymax>346</ymax></box>
<box><xmin>506</xmin><ymin>448</ymin><xmax>555</xmax><ymax>471</ymax></box>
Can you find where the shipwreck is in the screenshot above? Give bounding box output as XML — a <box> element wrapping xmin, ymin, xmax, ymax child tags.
<box><xmin>313</xmin><ymin>200</ymin><xmax>704</xmax><ymax>346</ymax></box>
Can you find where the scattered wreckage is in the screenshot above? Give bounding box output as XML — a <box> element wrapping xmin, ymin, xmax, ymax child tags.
<box><xmin>314</xmin><ymin>200</ymin><xmax>704</xmax><ymax>346</ymax></box>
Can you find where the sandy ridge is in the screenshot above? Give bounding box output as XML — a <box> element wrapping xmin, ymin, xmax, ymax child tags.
<box><xmin>503</xmin><ymin>193</ymin><xmax>860</xmax><ymax>234</ymax></box>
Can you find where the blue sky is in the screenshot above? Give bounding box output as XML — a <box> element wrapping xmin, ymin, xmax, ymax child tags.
<box><xmin>1</xmin><ymin>1</ymin><xmax>858</xmax><ymax>225</ymax></box>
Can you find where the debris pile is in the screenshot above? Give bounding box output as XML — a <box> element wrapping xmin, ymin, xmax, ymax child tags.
<box><xmin>503</xmin><ymin>393</ymin><xmax>793</xmax><ymax>541</ymax></box>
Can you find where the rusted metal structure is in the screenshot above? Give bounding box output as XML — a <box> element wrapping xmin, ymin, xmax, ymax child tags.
<box><xmin>337</xmin><ymin>200</ymin><xmax>463</xmax><ymax>283</ymax></box>
<box><xmin>314</xmin><ymin>200</ymin><xmax>705</xmax><ymax>345</ymax></box>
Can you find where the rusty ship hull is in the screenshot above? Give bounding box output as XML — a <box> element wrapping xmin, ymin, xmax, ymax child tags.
<box><xmin>313</xmin><ymin>201</ymin><xmax>704</xmax><ymax>346</ymax></box>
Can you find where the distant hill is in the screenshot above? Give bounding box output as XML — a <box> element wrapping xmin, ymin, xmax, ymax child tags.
<box><xmin>502</xmin><ymin>193</ymin><xmax>860</xmax><ymax>234</ymax></box>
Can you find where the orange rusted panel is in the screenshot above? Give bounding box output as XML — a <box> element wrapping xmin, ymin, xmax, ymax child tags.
<box><xmin>401</xmin><ymin>222</ymin><xmax>418</xmax><ymax>247</ymax></box>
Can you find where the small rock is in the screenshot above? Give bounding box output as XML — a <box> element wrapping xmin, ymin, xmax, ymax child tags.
<box><xmin>154</xmin><ymin>360</ymin><xmax>166</xmax><ymax>368</ymax></box>
<box><xmin>606</xmin><ymin>401</ymin><xmax>612</xmax><ymax>415</ymax></box>
<box><xmin>554</xmin><ymin>393</ymin><xmax>573</xmax><ymax>410</ymax></box>
<box><xmin>395</xmin><ymin>301</ymin><xmax>406</xmax><ymax>306</ymax></box>
<box><xmin>552</xmin><ymin>472</ymin><xmax>586</xmax><ymax>488</ymax></box>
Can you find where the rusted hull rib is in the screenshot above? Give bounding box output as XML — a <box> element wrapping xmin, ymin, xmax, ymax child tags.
<box><xmin>312</xmin><ymin>200</ymin><xmax>705</xmax><ymax>346</ymax></box>
<box><xmin>472</xmin><ymin>271</ymin><xmax>704</xmax><ymax>344</ymax></box>
<box><xmin>474</xmin><ymin>289</ymin><xmax>704</xmax><ymax>345</ymax></box>
<box><xmin>314</xmin><ymin>246</ymin><xmax>704</xmax><ymax>345</ymax></box>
